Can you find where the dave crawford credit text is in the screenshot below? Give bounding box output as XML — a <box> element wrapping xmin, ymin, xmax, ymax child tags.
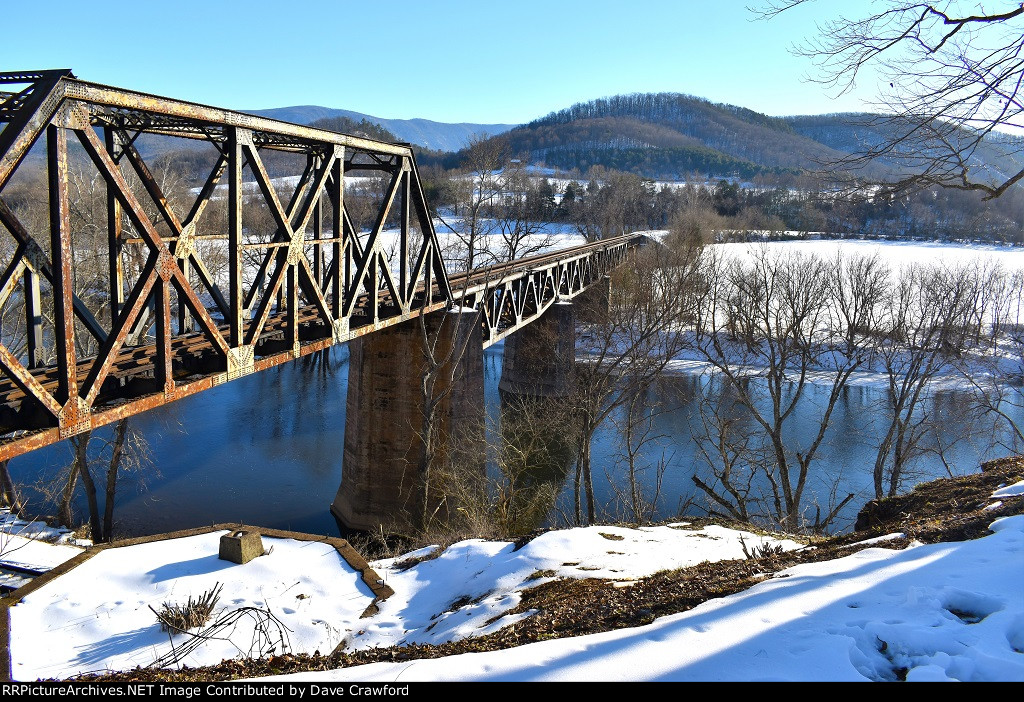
<box><xmin>2</xmin><ymin>684</ymin><xmax>412</xmax><ymax>697</ymax></box>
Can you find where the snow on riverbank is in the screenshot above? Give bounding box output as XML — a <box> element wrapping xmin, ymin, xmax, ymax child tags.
<box><xmin>715</xmin><ymin>238</ymin><xmax>1023</xmax><ymax>271</ymax></box>
<box><xmin>274</xmin><ymin>514</ymin><xmax>1024</xmax><ymax>682</ymax></box>
<box><xmin>2</xmin><ymin>521</ymin><xmax>799</xmax><ymax>680</ymax></box>
<box><xmin>3</xmin><ymin>482</ymin><xmax>1023</xmax><ymax>681</ymax></box>
<box><xmin>0</xmin><ymin>509</ymin><xmax>87</xmax><ymax>591</ymax></box>
<box><xmin>576</xmin><ymin>238</ymin><xmax>1023</xmax><ymax>390</ymax></box>
<box><xmin>353</xmin><ymin>524</ymin><xmax>802</xmax><ymax>650</ymax></box>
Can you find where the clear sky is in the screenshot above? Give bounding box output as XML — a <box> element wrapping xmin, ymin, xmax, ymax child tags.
<box><xmin>2</xmin><ymin>0</ymin><xmax>883</xmax><ymax>124</ymax></box>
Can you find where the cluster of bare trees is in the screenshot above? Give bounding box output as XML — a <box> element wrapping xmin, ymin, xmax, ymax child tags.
<box><xmin>425</xmin><ymin>136</ymin><xmax>559</xmax><ymax>273</ymax></box>
<box><xmin>430</xmin><ymin>237</ymin><xmax>1021</xmax><ymax>537</ymax></box>
<box><xmin>413</xmin><ymin>163</ymin><xmax>1022</xmax><ymax>538</ymax></box>
<box><xmin>688</xmin><ymin>245</ymin><xmax>1023</xmax><ymax>531</ymax></box>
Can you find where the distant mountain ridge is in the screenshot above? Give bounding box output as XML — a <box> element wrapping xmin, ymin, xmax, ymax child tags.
<box><xmin>472</xmin><ymin>93</ymin><xmax>1024</xmax><ymax>184</ymax></box>
<box><xmin>784</xmin><ymin>112</ymin><xmax>1024</xmax><ymax>187</ymax></box>
<box><xmin>242</xmin><ymin>105</ymin><xmax>517</xmax><ymax>152</ymax></box>
<box><xmin>80</xmin><ymin>93</ymin><xmax>1024</xmax><ymax>189</ymax></box>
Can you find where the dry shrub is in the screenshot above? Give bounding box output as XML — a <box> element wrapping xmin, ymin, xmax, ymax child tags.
<box><xmin>155</xmin><ymin>583</ymin><xmax>223</xmax><ymax>633</ymax></box>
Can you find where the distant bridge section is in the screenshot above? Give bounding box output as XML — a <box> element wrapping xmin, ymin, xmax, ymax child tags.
<box><xmin>0</xmin><ymin>70</ymin><xmax>642</xmax><ymax>461</ymax></box>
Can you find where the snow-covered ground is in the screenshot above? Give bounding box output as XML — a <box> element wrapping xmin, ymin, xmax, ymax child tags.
<box><xmin>2</xmin><ymin>518</ymin><xmax>798</xmax><ymax>680</ymax></box>
<box><xmin>275</xmin><ymin>513</ymin><xmax>1024</xmax><ymax>682</ymax></box>
<box><xmin>7</xmin><ymin>531</ymin><xmax>377</xmax><ymax>680</ymax></box>
<box><xmin>713</xmin><ymin>238</ymin><xmax>1024</xmax><ymax>273</ymax></box>
<box><xmin>2</xmin><ymin>480</ymin><xmax>1023</xmax><ymax>681</ymax></box>
<box><xmin>0</xmin><ymin>509</ymin><xmax>87</xmax><ymax>591</ymax></box>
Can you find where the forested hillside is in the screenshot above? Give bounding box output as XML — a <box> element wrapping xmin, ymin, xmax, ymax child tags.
<box><xmin>785</xmin><ymin>113</ymin><xmax>1024</xmax><ymax>187</ymax></box>
<box><xmin>453</xmin><ymin>93</ymin><xmax>1024</xmax><ymax>189</ymax></box>
<box><xmin>492</xmin><ymin>93</ymin><xmax>879</xmax><ymax>181</ymax></box>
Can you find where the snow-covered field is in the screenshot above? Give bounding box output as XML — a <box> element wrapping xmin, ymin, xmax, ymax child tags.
<box><xmin>713</xmin><ymin>238</ymin><xmax>1024</xmax><ymax>273</ymax></box>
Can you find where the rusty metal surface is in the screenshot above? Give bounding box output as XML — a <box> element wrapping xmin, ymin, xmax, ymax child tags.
<box><xmin>0</xmin><ymin>71</ymin><xmax>644</xmax><ymax>461</ymax></box>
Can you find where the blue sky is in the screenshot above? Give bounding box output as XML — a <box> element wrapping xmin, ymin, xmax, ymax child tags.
<box><xmin>2</xmin><ymin>0</ymin><xmax>882</xmax><ymax>124</ymax></box>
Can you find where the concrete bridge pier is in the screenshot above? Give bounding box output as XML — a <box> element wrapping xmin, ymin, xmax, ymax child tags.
<box><xmin>499</xmin><ymin>302</ymin><xmax>577</xmax><ymax>398</ymax></box>
<box><xmin>574</xmin><ymin>274</ymin><xmax>611</xmax><ymax>324</ymax></box>
<box><xmin>496</xmin><ymin>302</ymin><xmax>583</xmax><ymax>532</ymax></box>
<box><xmin>332</xmin><ymin>308</ymin><xmax>484</xmax><ymax>534</ymax></box>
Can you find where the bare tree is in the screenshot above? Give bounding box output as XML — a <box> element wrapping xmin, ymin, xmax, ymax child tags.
<box><xmin>692</xmin><ymin>374</ymin><xmax>764</xmax><ymax>524</ymax></box>
<box><xmin>691</xmin><ymin>247</ymin><xmax>884</xmax><ymax>532</ymax></box>
<box><xmin>436</xmin><ymin>135</ymin><xmax>508</xmax><ymax>272</ymax></box>
<box><xmin>572</xmin><ymin>171</ymin><xmax>657</xmax><ymax>242</ymax></box>
<box><xmin>0</xmin><ymin>460</ymin><xmax>24</xmax><ymax>515</ymax></box>
<box><xmin>49</xmin><ymin>418</ymin><xmax>152</xmax><ymax>541</ymax></box>
<box><xmin>569</xmin><ymin>243</ymin><xmax>700</xmax><ymax>525</ymax></box>
<box><xmin>959</xmin><ymin>267</ymin><xmax>1024</xmax><ymax>453</ymax></box>
<box><xmin>607</xmin><ymin>386</ymin><xmax>673</xmax><ymax>526</ymax></box>
<box><xmin>493</xmin><ymin>159</ymin><xmax>558</xmax><ymax>261</ymax></box>
<box><xmin>759</xmin><ymin>0</ymin><xmax>1024</xmax><ymax>199</ymax></box>
<box><xmin>868</xmin><ymin>261</ymin><xmax>983</xmax><ymax>498</ymax></box>
<box><xmin>432</xmin><ymin>394</ymin><xmax>576</xmax><ymax>538</ymax></box>
<box><xmin>412</xmin><ymin>302</ymin><xmax>485</xmax><ymax>532</ymax></box>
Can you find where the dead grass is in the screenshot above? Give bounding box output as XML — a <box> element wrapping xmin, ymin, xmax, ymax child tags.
<box><xmin>154</xmin><ymin>583</ymin><xmax>223</xmax><ymax>633</ymax></box>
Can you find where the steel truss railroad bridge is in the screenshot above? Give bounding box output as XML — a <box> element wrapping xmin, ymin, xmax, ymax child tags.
<box><xmin>0</xmin><ymin>70</ymin><xmax>643</xmax><ymax>462</ymax></box>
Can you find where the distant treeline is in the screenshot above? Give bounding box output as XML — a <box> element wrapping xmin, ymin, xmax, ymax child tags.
<box><xmin>529</xmin><ymin>93</ymin><xmax>794</xmax><ymax>134</ymax></box>
<box><xmin>535</xmin><ymin>145</ymin><xmax>797</xmax><ymax>181</ymax></box>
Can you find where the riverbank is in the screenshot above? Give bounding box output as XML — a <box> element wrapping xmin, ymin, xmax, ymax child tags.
<box><xmin>3</xmin><ymin>457</ymin><xmax>1022</xmax><ymax>681</ymax></box>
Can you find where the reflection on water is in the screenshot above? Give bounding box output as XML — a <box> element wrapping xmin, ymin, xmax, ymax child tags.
<box><xmin>10</xmin><ymin>343</ymin><xmax>1021</xmax><ymax>537</ymax></box>
<box><xmin>492</xmin><ymin>392</ymin><xmax>577</xmax><ymax>534</ymax></box>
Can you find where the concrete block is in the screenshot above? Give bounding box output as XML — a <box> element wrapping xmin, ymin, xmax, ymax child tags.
<box><xmin>218</xmin><ymin>530</ymin><xmax>264</xmax><ymax>564</ymax></box>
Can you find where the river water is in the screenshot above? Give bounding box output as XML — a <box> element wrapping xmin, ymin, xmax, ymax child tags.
<box><xmin>9</xmin><ymin>342</ymin><xmax>1021</xmax><ymax>537</ymax></box>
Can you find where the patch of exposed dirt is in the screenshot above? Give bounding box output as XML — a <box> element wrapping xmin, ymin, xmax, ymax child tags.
<box><xmin>855</xmin><ymin>459</ymin><xmax>1024</xmax><ymax>540</ymax></box>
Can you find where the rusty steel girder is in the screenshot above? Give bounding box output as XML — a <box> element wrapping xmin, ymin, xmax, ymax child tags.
<box><xmin>451</xmin><ymin>236</ymin><xmax>640</xmax><ymax>347</ymax></box>
<box><xmin>0</xmin><ymin>70</ymin><xmax>643</xmax><ymax>461</ymax></box>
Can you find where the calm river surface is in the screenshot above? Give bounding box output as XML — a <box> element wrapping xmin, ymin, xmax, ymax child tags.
<box><xmin>10</xmin><ymin>343</ymin><xmax>1021</xmax><ymax>537</ymax></box>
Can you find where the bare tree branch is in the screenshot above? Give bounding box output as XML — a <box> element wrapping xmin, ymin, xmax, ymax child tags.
<box><xmin>756</xmin><ymin>1</ymin><xmax>1024</xmax><ymax>199</ymax></box>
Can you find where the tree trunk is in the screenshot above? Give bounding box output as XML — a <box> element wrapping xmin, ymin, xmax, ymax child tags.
<box><xmin>73</xmin><ymin>431</ymin><xmax>103</xmax><ymax>541</ymax></box>
<box><xmin>103</xmin><ymin>419</ymin><xmax>129</xmax><ymax>541</ymax></box>
<box><xmin>583</xmin><ymin>441</ymin><xmax>597</xmax><ymax>525</ymax></box>
<box><xmin>58</xmin><ymin>457</ymin><xmax>81</xmax><ymax>528</ymax></box>
<box><xmin>572</xmin><ymin>447</ymin><xmax>582</xmax><ymax>526</ymax></box>
<box><xmin>0</xmin><ymin>460</ymin><xmax>24</xmax><ymax>515</ymax></box>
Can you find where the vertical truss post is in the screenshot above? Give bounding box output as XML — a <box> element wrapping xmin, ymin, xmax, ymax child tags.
<box><xmin>227</xmin><ymin>126</ymin><xmax>246</xmax><ymax>348</ymax></box>
<box><xmin>400</xmin><ymin>159</ymin><xmax>410</xmax><ymax>309</ymax></box>
<box><xmin>313</xmin><ymin>198</ymin><xmax>322</xmax><ymax>286</ymax></box>
<box><xmin>104</xmin><ymin>128</ymin><xmax>124</xmax><ymax>326</ymax></box>
<box><xmin>287</xmin><ymin>265</ymin><xmax>298</xmax><ymax>354</ymax></box>
<box><xmin>155</xmin><ymin>278</ymin><xmax>173</xmax><ymax>394</ymax></box>
<box><xmin>309</xmin><ymin>152</ymin><xmax>322</xmax><ymax>288</ymax></box>
<box><xmin>332</xmin><ymin>148</ymin><xmax>344</xmax><ymax>321</ymax></box>
<box><xmin>46</xmin><ymin>124</ymin><xmax>77</xmax><ymax>407</ymax></box>
<box><xmin>369</xmin><ymin>246</ymin><xmax>378</xmax><ymax>325</ymax></box>
<box><xmin>23</xmin><ymin>267</ymin><xmax>42</xmax><ymax>369</ymax></box>
<box><xmin>178</xmin><ymin>259</ymin><xmax>191</xmax><ymax>333</ymax></box>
